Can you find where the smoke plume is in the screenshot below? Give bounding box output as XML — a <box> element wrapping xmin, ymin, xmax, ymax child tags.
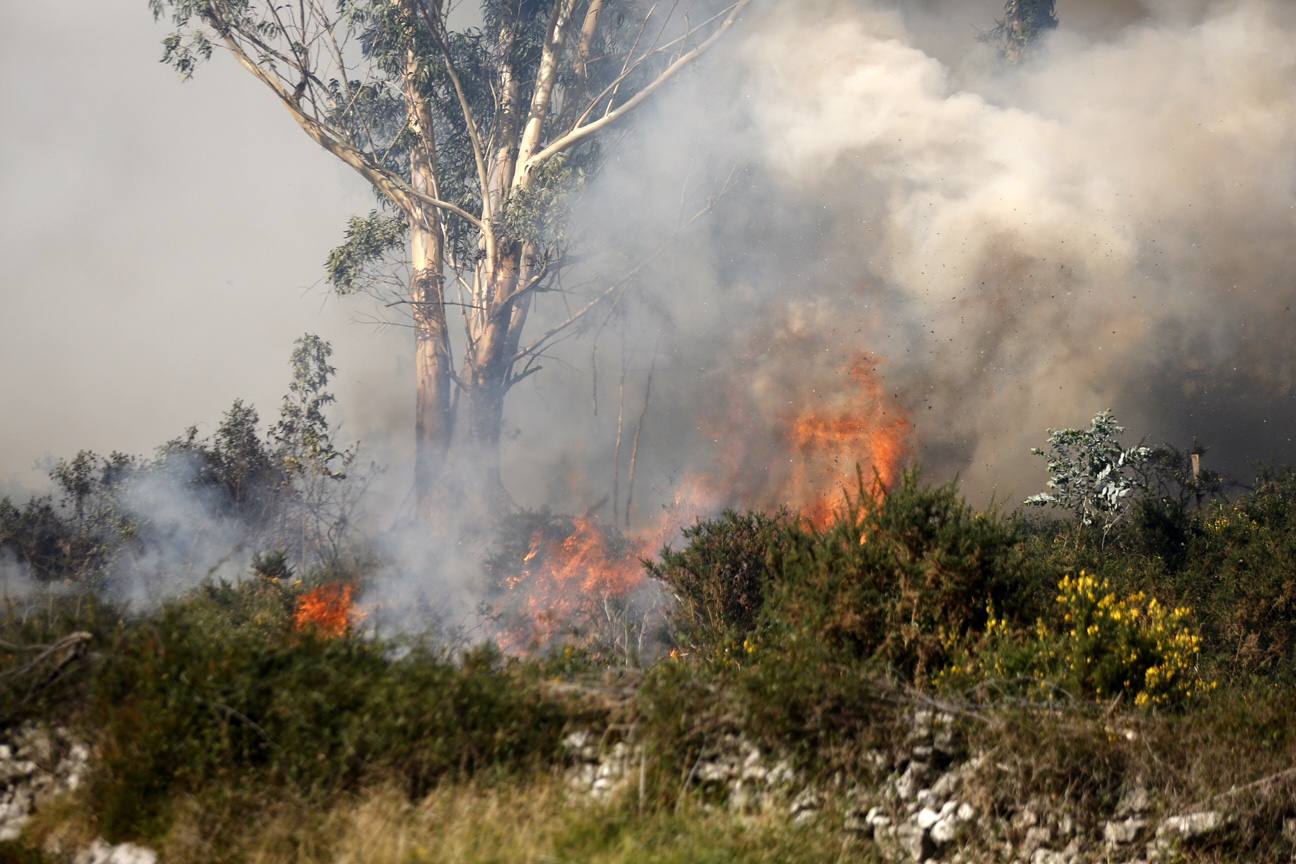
<box><xmin>5</xmin><ymin>1</ymin><xmax>1296</xmax><ymax>628</ymax></box>
<box><xmin>510</xmin><ymin>0</ymin><xmax>1296</xmax><ymax>515</ymax></box>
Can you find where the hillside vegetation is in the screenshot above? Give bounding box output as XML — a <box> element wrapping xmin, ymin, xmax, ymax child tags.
<box><xmin>4</xmin><ymin>454</ymin><xmax>1296</xmax><ymax>861</ymax></box>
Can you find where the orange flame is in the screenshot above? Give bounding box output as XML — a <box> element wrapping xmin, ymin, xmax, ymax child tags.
<box><xmin>787</xmin><ymin>355</ymin><xmax>913</xmax><ymax>528</ymax></box>
<box><xmin>496</xmin><ymin>352</ymin><xmax>912</xmax><ymax>651</ymax></box>
<box><xmin>293</xmin><ymin>583</ymin><xmax>362</xmax><ymax>638</ymax></box>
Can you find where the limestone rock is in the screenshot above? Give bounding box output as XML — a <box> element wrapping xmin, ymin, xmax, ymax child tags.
<box><xmin>1156</xmin><ymin>810</ymin><xmax>1224</xmax><ymax>842</ymax></box>
<box><xmin>74</xmin><ymin>839</ymin><xmax>158</xmax><ymax>864</ymax></box>
<box><xmin>1103</xmin><ymin>817</ymin><xmax>1148</xmax><ymax>846</ymax></box>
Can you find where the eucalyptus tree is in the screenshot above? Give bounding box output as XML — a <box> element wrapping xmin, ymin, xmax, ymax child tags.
<box><xmin>990</xmin><ymin>0</ymin><xmax>1057</xmax><ymax>63</ymax></box>
<box><xmin>149</xmin><ymin>0</ymin><xmax>750</xmax><ymax>510</ymax></box>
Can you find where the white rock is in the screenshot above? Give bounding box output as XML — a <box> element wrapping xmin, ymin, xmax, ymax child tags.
<box><xmin>1157</xmin><ymin>810</ymin><xmax>1224</xmax><ymax>841</ymax></box>
<box><xmin>916</xmin><ymin>807</ymin><xmax>942</xmax><ymax>830</ymax></box>
<box><xmin>930</xmin><ymin>815</ymin><xmax>962</xmax><ymax>846</ymax></box>
<box><xmin>894</xmin><ymin>822</ymin><xmax>934</xmax><ymax>861</ymax></box>
<box><xmin>929</xmin><ymin>771</ymin><xmax>960</xmax><ymax>799</ymax></box>
<box><xmin>1030</xmin><ymin>850</ymin><xmax>1068</xmax><ymax>864</ymax></box>
<box><xmin>74</xmin><ymin>840</ymin><xmax>158</xmax><ymax>864</ymax></box>
<box><xmin>894</xmin><ymin>763</ymin><xmax>928</xmax><ymax>801</ymax></box>
<box><xmin>1103</xmin><ymin>818</ymin><xmax>1147</xmax><ymax>846</ymax></box>
<box><xmin>1116</xmin><ymin>785</ymin><xmax>1150</xmax><ymax>816</ymax></box>
<box><xmin>1021</xmin><ymin>825</ymin><xmax>1052</xmax><ymax>856</ymax></box>
<box><xmin>789</xmin><ymin>788</ymin><xmax>819</xmax><ymax>815</ymax></box>
<box><xmin>695</xmin><ymin>762</ymin><xmax>729</xmax><ymax>784</ymax></box>
<box><xmin>766</xmin><ymin>760</ymin><xmax>796</xmax><ymax>787</ymax></box>
<box><xmin>0</xmin><ymin>814</ymin><xmax>30</xmax><ymax>843</ymax></box>
<box><xmin>956</xmin><ymin>802</ymin><xmax>975</xmax><ymax>822</ymax></box>
<box><xmin>793</xmin><ymin>808</ymin><xmax>817</xmax><ymax>826</ymax></box>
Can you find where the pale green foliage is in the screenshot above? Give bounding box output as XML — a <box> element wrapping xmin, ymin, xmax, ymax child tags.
<box><xmin>326</xmin><ymin>212</ymin><xmax>407</xmax><ymax>296</ymax></box>
<box><xmin>271</xmin><ymin>334</ymin><xmax>362</xmax><ymax>565</ymax></box>
<box><xmin>1026</xmin><ymin>410</ymin><xmax>1152</xmax><ymax>541</ymax></box>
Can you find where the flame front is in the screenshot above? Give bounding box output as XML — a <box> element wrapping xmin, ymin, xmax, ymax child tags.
<box><xmin>787</xmin><ymin>355</ymin><xmax>913</xmax><ymax>528</ymax></box>
<box><xmin>293</xmin><ymin>583</ymin><xmax>362</xmax><ymax>638</ymax></box>
<box><xmin>494</xmin><ymin>353</ymin><xmax>912</xmax><ymax>652</ymax></box>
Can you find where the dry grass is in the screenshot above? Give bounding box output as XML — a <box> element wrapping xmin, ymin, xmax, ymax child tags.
<box><xmin>16</xmin><ymin>777</ymin><xmax>857</xmax><ymax>864</ymax></box>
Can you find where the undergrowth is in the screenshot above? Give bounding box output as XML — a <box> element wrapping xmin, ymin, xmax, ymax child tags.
<box><xmin>5</xmin><ymin>469</ymin><xmax>1296</xmax><ymax>859</ymax></box>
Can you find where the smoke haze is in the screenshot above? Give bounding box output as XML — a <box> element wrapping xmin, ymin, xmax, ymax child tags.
<box><xmin>514</xmin><ymin>0</ymin><xmax>1296</xmax><ymax>514</ymax></box>
<box><xmin>4</xmin><ymin>0</ymin><xmax>1295</xmax><ymax>592</ymax></box>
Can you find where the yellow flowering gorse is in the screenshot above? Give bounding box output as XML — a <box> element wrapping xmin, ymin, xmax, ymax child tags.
<box><xmin>939</xmin><ymin>571</ymin><xmax>1215</xmax><ymax>709</ymax></box>
<box><xmin>1053</xmin><ymin>571</ymin><xmax>1214</xmax><ymax>707</ymax></box>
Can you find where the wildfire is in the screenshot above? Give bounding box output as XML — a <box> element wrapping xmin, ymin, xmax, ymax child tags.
<box><xmin>500</xmin><ymin>516</ymin><xmax>648</xmax><ymax>652</ymax></box>
<box><xmin>495</xmin><ymin>352</ymin><xmax>912</xmax><ymax>652</ymax></box>
<box><xmin>787</xmin><ymin>355</ymin><xmax>913</xmax><ymax>528</ymax></box>
<box><xmin>293</xmin><ymin>583</ymin><xmax>362</xmax><ymax>638</ymax></box>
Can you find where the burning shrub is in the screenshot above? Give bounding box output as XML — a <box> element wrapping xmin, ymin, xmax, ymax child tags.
<box><xmin>483</xmin><ymin>509</ymin><xmax>658</xmax><ymax>658</ymax></box>
<box><xmin>84</xmin><ymin>582</ymin><xmax>567</xmax><ymax>838</ymax></box>
<box><xmin>761</xmin><ymin>471</ymin><xmax>1040</xmax><ymax>681</ymax></box>
<box><xmin>292</xmin><ymin>582</ymin><xmax>361</xmax><ymax>638</ymax></box>
<box><xmin>646</xmin><ymin>510</ymin><xmax>792</xmax><ymax>654</ymax></box>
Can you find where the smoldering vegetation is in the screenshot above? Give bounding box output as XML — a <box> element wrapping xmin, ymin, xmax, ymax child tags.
<box><xmin>1</xmin><ymin>335</ymin><xmax>367</xmax><ymax>610</ymax></box>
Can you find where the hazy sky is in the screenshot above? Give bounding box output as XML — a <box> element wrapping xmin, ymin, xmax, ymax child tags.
<box><xmin>3</xmin><ymin>0</ymin><xmax>1292</xmax><ymax>507</ymax></box>
<box><xmin>0</xmin><ymin>2</ymin><xmax>400</xmax><ymax>492</ymax></box>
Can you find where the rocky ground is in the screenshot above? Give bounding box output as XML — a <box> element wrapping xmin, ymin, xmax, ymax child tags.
<box><xmin>1</xmin><ymin>723</ymin><xmax>154</xmax><ymax>864</ymax></box>
<box><xmin>6</xmin><ymin>707</ymin><xmax>1292</xmax><ymax>863</ymax></box>
<box><xmin>563</xmin><ymin>708</ymin><xmax>1285</xmax><ymax>863</ymax></box>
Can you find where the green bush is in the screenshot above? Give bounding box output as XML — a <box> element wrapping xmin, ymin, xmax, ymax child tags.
<box><xmin>943</xmin><ymin>572</ymin><xmax>1215</xmax><ymax>708</ymax></box>
<box><xmin>1175</xmin><ymin>474</ymin><xmax>1296</xmax><ymax>677</ymax></box>
<box><xmin>0</xmin><ymin>594</ymin><xmax>118</xmax><ymax>727</ymax></box>
<box><xmin>82</xmin><ymin>581</ymin><xmax>567</xmax><ymax>840</ymax></box>
<box><xmin>647</xmin><ymin>510</ymin><xmax>791</xmax><ymax>654</ymax></box>
<box><xmin>761</xmin><ymin>471</ymin><xmax>1042</xmax><ymax>681</ymax></box>
<box><xmin>634</xmin><ymin>474</ymin><xmax>1044</xmax><ymax>771</ymax></box>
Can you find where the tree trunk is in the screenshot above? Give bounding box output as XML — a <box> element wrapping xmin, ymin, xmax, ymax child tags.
<box><xmin>460</xmin><ymin>244</ymin><xmax>523</xmax><ymax>508</ymax></box>
<box><xmin>406</xmin><ymin>48</ymin><xmax>454</xmax><ymax>512</ymax></box>
<box><xmin>412</xmin><ymin>221</ymin><xmax>453</xmax><ymax>506</ymax></box>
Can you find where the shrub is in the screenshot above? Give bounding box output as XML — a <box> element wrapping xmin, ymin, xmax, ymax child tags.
<box><xmin>1173</xmin><ymin>475</ymin><xmax>1296</xmax><ymax>678</ymax></box>
<box><xmin>646</xmin><ymin>510</ymin><xmax>791</xmax><ymax>654</ymax></box>
<box><xmin>83</xmin><ymin>582</ymin><xmax>567</xmax><ymax>839</ymax></box>
<box><xmin>762</xmin><ymin>472</ymin><xmax>1041</xmax><ymax>681</ymax></box>
<box><xmin>945</xmin><ymin>571</ymin><xmax>1215</xmax><ymax>708</ymax></box>
<box><xmin>1129</xmin><ymin>495</ymin><xmax>1197</xmax><ymax>573</ymax></box>
<box><xmin>1048</xmin><ymin>571</ymin><xmax>1214</xmax><ymax>706</ymax></box>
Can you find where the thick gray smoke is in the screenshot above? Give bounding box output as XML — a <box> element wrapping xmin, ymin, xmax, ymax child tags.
<box><xmin>5</xmin><ymin>1</ymin><xmax>1296</xmax><ymax>622</ymax></box>
<box><xmin>506</xmin><ymin>0</ymin><xmax>1296</xmax><ymax>516</ymax></box>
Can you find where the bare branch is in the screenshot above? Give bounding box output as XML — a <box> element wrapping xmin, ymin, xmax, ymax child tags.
<box><xmin>512</xmin><ymin>166</ymin><xmax>737</xmax><ymax>364</ymax></box>
<box><xmin>522</xmin><ymin>0</ymin><xmax>751</xmax><ymax>174</ymax></box>
<box><xmin>210</xmin><ymin>9</ymin><xmax>485</xmax><ymax>231</ymax></box>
